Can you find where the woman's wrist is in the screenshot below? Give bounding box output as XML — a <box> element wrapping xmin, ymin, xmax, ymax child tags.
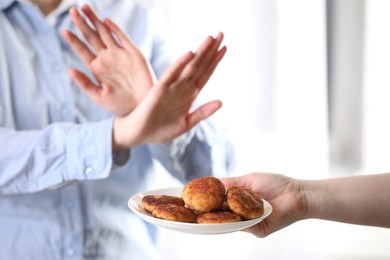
<box><xmin>297</xmin><ymin>179</ymin><xmax>321</xmax><ymax>221</ymax></box>
<box><xmin>300</xmin><ymin>178</ymin><xmax>336</xmax><ymax>221</ymax></box>
<box><xmin>112</xmin><ymin>117</ymin><xmax>126</xmax><ymax>151</ymax></box>
<box><xmin>112</xmin><ymin>116</ymin><xmax>140</xmax><ymax>152</ymax></box>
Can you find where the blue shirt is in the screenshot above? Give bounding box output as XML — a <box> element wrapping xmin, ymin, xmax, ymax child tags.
<box><xmin>0</xmin><ymin>0</ymin><xmax>236</xmax><ymax>259</ymax></box>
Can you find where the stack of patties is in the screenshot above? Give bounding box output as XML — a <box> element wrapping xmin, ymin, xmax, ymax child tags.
<box><xmin>142</xmin><ymin>176</ymin><xmax>264</xmax><ymax>224</ymax></box>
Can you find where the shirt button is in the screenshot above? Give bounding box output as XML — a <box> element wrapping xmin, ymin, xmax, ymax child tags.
<box><xmin>66</xmin><ymin>248</ymin><xmax>75</xmax><ymax>256</ymax></box>
<box><xmin>85</xmin><ymin>167</ymin><xmax>93</xmax><ymax>175</ymax></box>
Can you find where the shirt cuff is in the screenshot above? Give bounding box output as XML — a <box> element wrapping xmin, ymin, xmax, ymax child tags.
<box><xmin>64</xmin><ymin>119</ymin><xmax>114</xmax><ymax>181</ymax></box>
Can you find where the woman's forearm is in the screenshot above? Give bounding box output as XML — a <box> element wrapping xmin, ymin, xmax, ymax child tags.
<box><xmin>304</xmin><ymin>173</ymin><xmax>390</xmax><ymax>227</ymax></box>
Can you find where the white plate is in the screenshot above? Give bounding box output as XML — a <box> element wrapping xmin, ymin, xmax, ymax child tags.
<box><xmin>128</xmin><ymin>187</ymin><xmax>273</xmax><ymax>235</ymax></box>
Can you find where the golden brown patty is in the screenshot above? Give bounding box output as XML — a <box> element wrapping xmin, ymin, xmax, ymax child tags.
<box><xmin>182</xmin><ymin>176</ymin><xmax>226</xmax><ymax>213</ymax></box>
<box><xmin>152</xmin><ymin>204</ymin><xmax>196</xmax><ymax>223</ymax></box>
<box><xmin>196</xmin><ymin>211</ymin><xmax>242</xmax><ymax>224</ymax></box>
<box><xmin>226</xmin><ymin>187</ymin><xmax>264</xmax><ymax>220</ymax></box>
<box><xmin>220</xmin><ymin>200</ymin><xmax>230</xmax><ymax>211</ymax></box>
<box><xmin>142</xmin><ymin>195</ymin><xmax>185</xmax><ymax>214</ymax></box>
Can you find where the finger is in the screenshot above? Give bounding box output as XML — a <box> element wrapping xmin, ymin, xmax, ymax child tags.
<box><xmin>104</xmin><ymin>17</ymin><xmax>157</xmax><ymax>84</ymax></box>
<box><xmin>179</xmin><ymin>33</ymin><xmax>225</xmax><ymax>82</ymax></box>
<box><xmin>220</xmin><ymin>175</ymin><xmax>249</xmax><ymax>189</ymax></box>
<box><xmin>186</xmin><ymin>100</ymin><xmax>222</xmax><ymax>129</ymax></box>
<box><xmin>68</xmin><ymin>69</ymin><xmax>101</xmax><ymax>99</ymax></box>
<box><xmin>191</xmin><ymin>32</ymin><xmax>225</xmax><ymax>81</ymax></box>
<box><xmin>62</xmin><ymin>29</ymin><xmax>96</xmax><ymax>64</ymax></box>
<box><xmin>104</xmin><ymin>18</ymin><xmax>136</xmax><ymax>50</ymax></box>
<box><xmin>196</xmin><ymin>45</ymin><xmax>227</xmax><ymax>87</ymax></box>
<box><xmin>178</xmin><ymin>36</ymin><xmax>215</xmax><ymax>80</ymax></box>
<box><xmin>80</xmin><ymin>4</ymin><xmax>118</xmax><ymax>48</ymax></box>
<box><xmin>244</xmin><ymin>223</ymin><xmax>268</xmax><ymax>238</ymax></box>
<box><xmin>159</xmin><ymin>51</ymin><xmax>194</xmax><ymax>85</ymax></box>
<box><xmin>69</xmin><ymin>6</ymin><xmax>106</xmax><ymax>52</ymax></box>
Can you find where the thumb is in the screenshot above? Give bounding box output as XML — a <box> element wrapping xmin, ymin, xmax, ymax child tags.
<box><xmin>186</xmin><ymin>100</ymin><xmax>222</xmax><ymax>130</ymax></box>
<box><xmin>220</xmin><ymin>175</ymin><xmax>250</xmax><ymax>189</ymax></box>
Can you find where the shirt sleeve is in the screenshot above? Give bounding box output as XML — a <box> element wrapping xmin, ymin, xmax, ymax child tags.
<box><xmin>0</xmin><ymin>119</ymin><xmax>115</xmax><ymax>195</ymax></box>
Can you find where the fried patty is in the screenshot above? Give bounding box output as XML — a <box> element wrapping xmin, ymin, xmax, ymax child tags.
<box><xmin>152</xmin><ymin>204</ymin><xmax>196</xmax><ymax>223</ymax></box>
<box><xmin>182</xmin><ymin>176</ymin><xmax>226</xmax><ymax>213</ymax></box>
<box><xmin>226</xmin><ymin>187</ymin><xmax>264</xmax><ymax>220</ymax></box>
<box><xmin>142</xmin><ymin>195</ymin><xmax>185</xmax><ymax>214</ymax></box>
<box><xmin>196</xmin><ymin>211</ymin><xmax>242</xmax><ymax>224</ymax></box>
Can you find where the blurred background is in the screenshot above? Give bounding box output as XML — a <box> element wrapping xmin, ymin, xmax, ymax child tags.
<box><xmin>144</xmin><ymin>0</ymin><xmax>390</xmax><ymax>259</ymax></box>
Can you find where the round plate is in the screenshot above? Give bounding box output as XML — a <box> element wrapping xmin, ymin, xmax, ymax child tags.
<box><xmin>128</xmin><ymin>187</ymin><xmax>272</xmax><ymax>235</ymax></box>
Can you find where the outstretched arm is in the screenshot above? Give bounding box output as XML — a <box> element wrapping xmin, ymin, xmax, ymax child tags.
<box><xmin>304</xmin><ymin>173</ymin><xmax>390</xmax><ymax>227</ymax></box>
<box><xmin>221</xmin><ymin>172</ymin><xmax>390</xmax><ymax>237</ymax></box>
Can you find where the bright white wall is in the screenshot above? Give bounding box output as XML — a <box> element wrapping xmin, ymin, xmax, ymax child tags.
<box><xmin>363</xmin><ymin>0</ymin><xmax>390</xmax><ymax>174</ymax></box>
